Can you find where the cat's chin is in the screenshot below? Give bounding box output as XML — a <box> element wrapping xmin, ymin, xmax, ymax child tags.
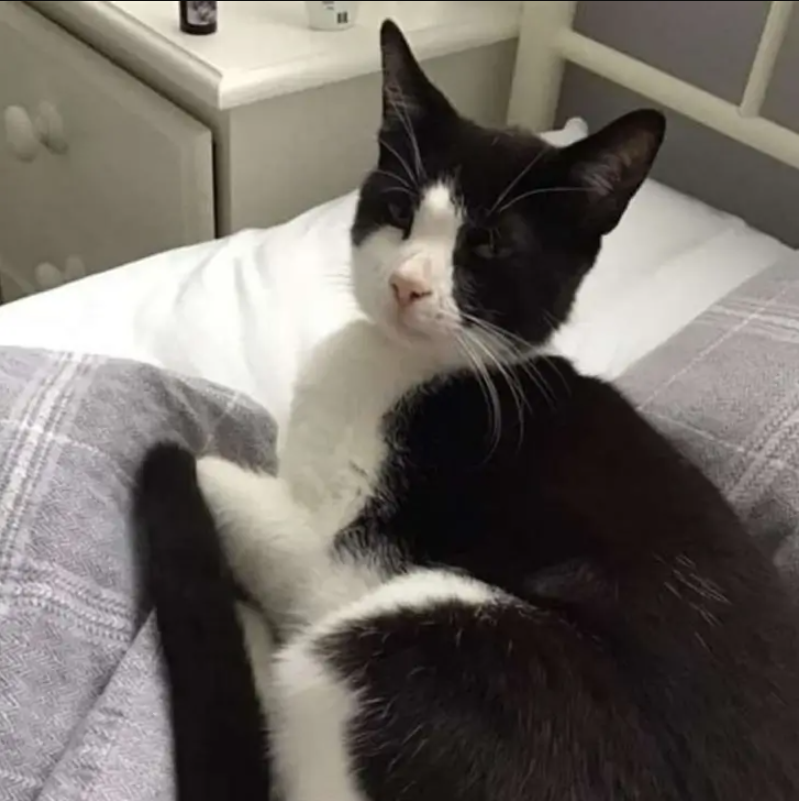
<box><xmin>383</xmin><ymin>318</ymin><xmax>446</xmax><ymax>347</ymax></box>
<box><xmin>372</xmin><ymin>313</ymin><xmax>464</xmax><ymax>362</ymax></box>
<box><xmin>352</xmin><ymin>288</ymin><xmax>466</xmax><ymax>364</ymax></box>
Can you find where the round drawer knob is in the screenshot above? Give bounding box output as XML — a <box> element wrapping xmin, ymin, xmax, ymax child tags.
<box><xmin>64</xmin><ymin>256</ymin><xmax>85</xmax><ymax>282</ymax></box>
<box><xmin>35</xmin><ymin>102</ymin><xmax>68</xmax><ymax>154</ymax></box>
<box><xmin>4</xmin><ymin>106</ymin><xmax>40</xmax><ymax>162</ymax></box>
<box><xmin>35</xmin><ymin>262</ymin><xmax>64</xmax><ymax>291</ymax></box>
<box><xmin>35</xmin><ymin>257</ymin><xmax>86</xmax><ymax>291</ymax></box>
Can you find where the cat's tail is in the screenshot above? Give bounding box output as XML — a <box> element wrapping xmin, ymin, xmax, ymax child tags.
<box><xmin>133</xmin><ymin>442</ymin><xmax>270</xmax><ymax>801</ymax></box>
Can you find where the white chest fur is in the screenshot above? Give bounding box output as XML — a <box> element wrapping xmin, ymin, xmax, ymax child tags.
<box><xmin>278</xmin><ymin>320</ymin><xmax>438</xmax><ymax>540</ymax></box>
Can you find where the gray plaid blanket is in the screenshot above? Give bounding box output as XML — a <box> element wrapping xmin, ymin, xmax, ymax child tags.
<box><xmin>0</xmin><ymin>253</ymin><xmax>797</xmax><ymax>799</ymax></box>
<box><xmin>619</xmin><ymin>255</ymin><xmax>799</xmax><ymax>588</ymax></box>
<box><xmin>0</xmin><ymin>351</ymin><xmax>276</xmax><ymax>800</ymax></box>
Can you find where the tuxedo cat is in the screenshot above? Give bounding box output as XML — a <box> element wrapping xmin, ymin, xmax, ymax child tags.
<box><xmin>135</xmin><ymin>20</ymin><xmax>799</xmax><ymax>801</ymax></box>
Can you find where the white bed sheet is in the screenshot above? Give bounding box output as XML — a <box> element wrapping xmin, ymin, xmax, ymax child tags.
<box><xmin>0</xmin><ymin>159</ymin><xmax>790</xmax><ymax>425</ymax></box>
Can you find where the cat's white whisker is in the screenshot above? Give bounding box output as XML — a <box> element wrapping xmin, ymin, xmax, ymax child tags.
<box><xmin>379</xmin><ymin>135</ymin><xmax>420</xmax><ymax>191</ymax></box>
<box><xmin>373</xmin><ymin>168</ymin><xmax>415</xmax><ymax>192</ymax></box>
<box><xmin>487</xmin><ymin>146</ymin><xmax>550</xmax><ymax>218</ymax></box>
<box><xmin>496</xmin><ymin>185</ymin><xmax>601</xmax><ymax>217</ymax></box>
<box><xmin>540</xmin><ymin>355</ymin><xmax>572</xmax><ymax>400</ymax></box>
<box><xmin>380</xmin><ymin>186</ymin><xmax>416</xmax><ymax>202</ymax></box>
<box><xmin>455</xmin><ymin>332</ymin><xmax>502</xmax><ymax>456</ymax></box>
<box><xmin>475</xmin><ymin>340</ymin><xmax>518</xmax><ymax>429</ymax></box>
<box><xmin>463</xmin><ymin>325</ymin><xmax>531</xmax><ymax>442</ymax></box>
<box><xmin>522</xmin><ymin>359</ymin><xmax>558</xmax><ymax>411</ymax></box>
<box><xmin>461</xmin><ymin>313</ymin><xmax>560</xmax><ymax>414</ymax></box>
<box><xmin>387</xmin><ymin>83</ymin><xmax>426</xmax><ymax>184</ymax></box>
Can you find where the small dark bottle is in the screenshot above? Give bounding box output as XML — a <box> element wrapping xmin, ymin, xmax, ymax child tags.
<box><xmin>179</xmin><ymin>0</ymin><xmax>218</xmax><ymax>35</ymax></box>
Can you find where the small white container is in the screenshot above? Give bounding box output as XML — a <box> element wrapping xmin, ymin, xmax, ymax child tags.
<box><xmin>304</xmin><ymin>1</ymin><xmax>360</xmax><ymax>31</ymax></box>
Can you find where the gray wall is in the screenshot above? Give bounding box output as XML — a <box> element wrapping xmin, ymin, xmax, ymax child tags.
<box><xmin>555</xmin><ymin>1</ymin><xmax>799</xmax><ymax>247</ymax></box>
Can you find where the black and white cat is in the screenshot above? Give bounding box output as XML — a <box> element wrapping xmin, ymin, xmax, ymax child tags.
<box><xmin>135</xmin><ymin>20</ymin><xmax>799</xmax><ymax>801</ymax></box>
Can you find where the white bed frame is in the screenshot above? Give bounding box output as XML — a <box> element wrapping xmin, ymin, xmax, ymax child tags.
<box><xmin>508</xmin><ymin>0</ymin><xmax>799</xmax><ymax>170</ymax></box>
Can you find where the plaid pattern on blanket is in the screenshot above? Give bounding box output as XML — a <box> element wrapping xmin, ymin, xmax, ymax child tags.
<box><xmin>0</xmin><ymin>253</ymin><xmax>797</xmax><ymax>800</ymax></box>
<box><xmin>0</xmin><ymin>350</ymin><xmax>276</xmax><ymax>801</ymax></box>
<box><xmin>620</xmin><ymin>256</ymin><xmax>799</xmax><ymax>586</ymax></box>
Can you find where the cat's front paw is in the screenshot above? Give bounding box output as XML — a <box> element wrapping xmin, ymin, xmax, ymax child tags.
<box><xmin>196</xmin><ymin>455</ymin><xmax>276</xmax><ymax>589</ymax></box>
<box><xmin>195</xmin><ymin>456</ymin><xmax>302</xmax><ymax>616</ymax></box>
<box><xmin>196</xmin><ymin>454</ymin><xmax>253</xmax><ymax>527</ymax></box>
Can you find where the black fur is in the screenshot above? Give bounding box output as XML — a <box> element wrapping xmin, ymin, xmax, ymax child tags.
<box><xmin>327</xmin><ymin>355</ymin><xmax>799</xmax><ymax>800</ymax></box>
<box><xmin>133</xmin><ymin>444</ymin><xmax>269</xmax><ymax>801</ymax></box>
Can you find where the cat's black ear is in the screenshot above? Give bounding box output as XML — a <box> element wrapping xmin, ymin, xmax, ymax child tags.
<box><xmin>559</xmin><ymin>109</ymin><xmax>666</xmax><ymax>234</ymax></box>
<box><xmin>379</xmin><ymin>20</ymin><xmax>454</xmax><ymax>126</ymax></box>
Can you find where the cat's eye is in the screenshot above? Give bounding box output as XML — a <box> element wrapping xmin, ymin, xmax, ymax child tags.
<box><xmin>474</xmin><ymin>236</ymin><xmax>512</xmax><ymax>260</ymax></box>
<box><xmin>387</xmin><ymin>202</ymin><xmax>413</xmax><ymax>229</ymax></box>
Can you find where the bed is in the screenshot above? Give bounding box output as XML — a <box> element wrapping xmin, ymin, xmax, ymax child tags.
<box><xmin>1</xmin><ymin>3</ymin><xmax>799</xmax><ymax>798</ymax></box>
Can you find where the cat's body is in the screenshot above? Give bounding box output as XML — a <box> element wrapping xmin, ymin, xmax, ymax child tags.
<box><xmin>135</xmin><ymin>20</ymin><xmax>799</xmax><ymax>801</ymax></box>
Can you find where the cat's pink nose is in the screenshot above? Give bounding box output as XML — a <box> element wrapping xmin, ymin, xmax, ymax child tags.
<box><xmin>390</xmin><ymin>274</ymin><xmax>432</xmax><ymax>309</ymax></box>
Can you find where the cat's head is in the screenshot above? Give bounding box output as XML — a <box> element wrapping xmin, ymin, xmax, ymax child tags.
<box><xmin>351</xmin><ymin>21</ymin><xmax>665</xmax><ymax>364</ymax></box>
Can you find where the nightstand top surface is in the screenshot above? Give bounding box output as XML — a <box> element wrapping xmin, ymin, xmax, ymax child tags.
<box><xmin>31</xmin><ymin>1</ymin><xmax>521</xmax><ymax>109</ymax></box>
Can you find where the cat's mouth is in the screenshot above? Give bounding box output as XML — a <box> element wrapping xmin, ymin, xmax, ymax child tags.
<box><xmin>385</xmin><ymin>313</ymin><xmax>440</xmax><ymax>345</ymax></box>
<box><xmin>382</xmin><ymin>306</ymin><xmax>463</xmax><ymax>353</ymax></box>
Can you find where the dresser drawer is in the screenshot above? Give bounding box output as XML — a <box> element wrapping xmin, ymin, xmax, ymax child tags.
<box><xmin>0</xmin><ymin>1</ymin><xmax>214</xmax><ymax>301</ymax></box>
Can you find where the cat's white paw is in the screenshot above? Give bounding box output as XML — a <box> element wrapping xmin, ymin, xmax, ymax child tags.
<box><xmin>196</xmin><ymin>455</ymin><xmax>253</xmax><ymax>525</ymax></box>
<box><xmin>196</xmin><ymin>455</ymin><xmax>293</xmax><ymax>587</ymax></box>
<box><xmin>195</xmin><ymin>455</ymin><xmax>273</xmax><ymax>593</ymax></box>
<box><xmin>195</xmin><ymin>455</ymin><xmax>316</xmax><ymax>624</ymax></box>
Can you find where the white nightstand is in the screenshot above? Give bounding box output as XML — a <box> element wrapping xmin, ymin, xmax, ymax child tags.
<box><xmin>2</xmin><ymin>1</ymin><xmax>520</xmax><ymax>301</ymax></box>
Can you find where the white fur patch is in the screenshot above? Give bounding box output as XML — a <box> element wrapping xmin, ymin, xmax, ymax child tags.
<box><xmin>320</xmin><ymin>568</ymin><xmax>495</xmax><ymax>632</ymax></box>
<box><xmin>352</xmin><ymin>180</ymin><xmax>465</xmax><ymax>347</ymax></box>
<box><xmin>302</xmin><ymin>569</ymin><xmax>499</xmax><ymax>654</ymax></box>
<box><xmin>198</xmin><ymin>320</ymin><xmax>449</xmax><ymax>629</ymax></box>
<box><xmin>267</xmin><ymin>568</ymin><xmax>497</xmax><ymax>801</ymax></box>
<box><xmin>270</xmin><ymin>640</ymin><xmax>366</xmax><ymax>801</ymax></box>
<box><xmin>414</xmin><ymin>181</ymin><xmax>462</xmax><ymax>238</ymax></box>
